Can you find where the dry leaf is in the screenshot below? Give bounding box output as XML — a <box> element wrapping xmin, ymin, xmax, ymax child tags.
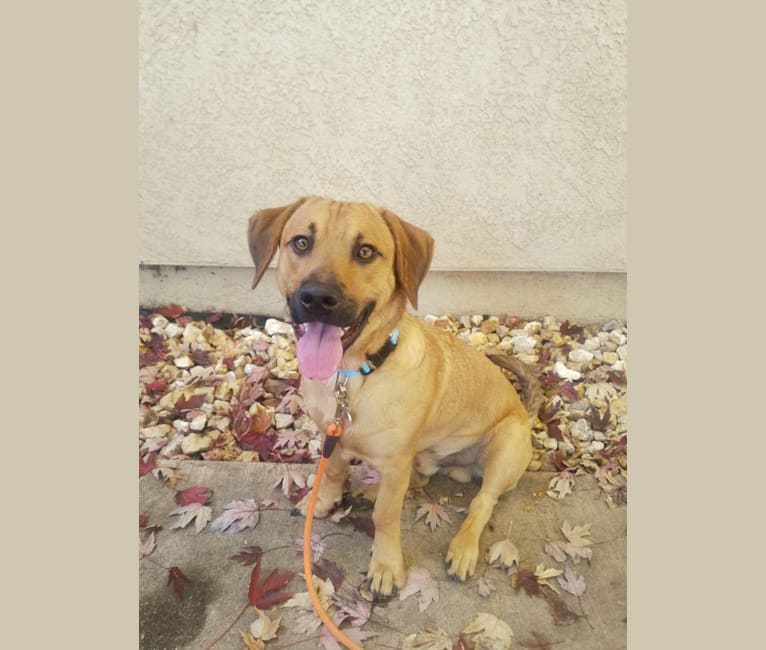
<box><xmin>240</xmin><ymin>632</ymin><xmax>265</xmax><ymax>650</ymax></box>
<box><xmin>168</xmin><ymin>503</ymin><xmax>212</xmax><ymax>533</ymax></box>
<box><xmin>210</xmin><ymin>499</ymin><xmax>260</xmax><ymax>533</ymax></box>
<box><xmin>401</xmin><ymin>626</ymin><xmax>453</xmax><ymax>650</ymax></box>
<box><xmin>139</xmin><ymin>530</ymin><xmax>156</xmax><ymax>559</ymax></box>
<box><xmin>546</xmin><ymin>471</ymin><xmax>574</xmax><ymax>500</ymax></box>
<box><xmin>461</xmin><ymin>612</ymin><xmax>513</xmax><ymax>650</ymax></box>
<box><xmin>534</xmin><ymin>564</ymin><xmax>563</xmax><ymax>594</ymax></box>
<box><xmin>399</xmin><ymin>567</ymin><xmax>439</xmax><ymax>612</ymax></box>
<box><xmin>477</xmin><ymin>576</ymin><xmax>496</xmax><ymax>597</ymax></box>
<box><xmin>414</xmin><ymin>503</ymin><xmax>452</xmax><ymax>530</ymax></box>
<box><xmin>557</xmin><ymin>563</ymin><xmax>586</xmax><ymax>597</ymax></box>
<box><xmin>249</xmin><ymin>608</ymin><xmax>281</xmax><ymax>641</ymax></box>
<box><xmin>486</xmin><ymin>539</ymin><xmax>520</xmax><ymax>571</ymax></box>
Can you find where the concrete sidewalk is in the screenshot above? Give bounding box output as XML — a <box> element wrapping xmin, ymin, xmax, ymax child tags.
<box><xmin>139</xmin><ymin>461</ymin><xmax>626</xmax><ymax>649</ymax></box>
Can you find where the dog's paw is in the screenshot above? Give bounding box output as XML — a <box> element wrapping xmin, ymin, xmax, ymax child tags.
<box><xmin>290</xmin><ymin>492</ymin><xmax>338</xmax><ymax>519</ymax></box>
<box><xmin>445</xmin><ymin>532</ymin><xmax>479</xmax><ymax>581</ymax></box>
<box><xmin>367</xmin><ymin>553</ymin><xmax>405</xmax><ymax>598</ymax></box>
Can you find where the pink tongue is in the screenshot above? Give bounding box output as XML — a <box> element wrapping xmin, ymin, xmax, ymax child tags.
<box><xmin>296</xmin><ymin>322</ymin><xmax>344</xmax><ymax>380</ymax></box>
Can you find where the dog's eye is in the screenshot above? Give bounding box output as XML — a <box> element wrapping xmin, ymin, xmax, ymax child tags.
<box><xmin>290</xmin><ymin>236</ymin><xmax>312</xmax><ymax>255</ymax></box>
<box><xmin>356</xmin><ymin>244</ymin><xmax>378</xmax><ymax>262</ymax></box>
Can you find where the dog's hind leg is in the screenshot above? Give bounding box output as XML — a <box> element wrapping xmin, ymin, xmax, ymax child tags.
<box><xmin>445</xmin><ymin>414</ymin><xmax>532</xmax><ymax>581</ymax></box>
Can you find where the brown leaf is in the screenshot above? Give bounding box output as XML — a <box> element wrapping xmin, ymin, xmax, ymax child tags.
<box><xmin>349</xmin><ymin>516</ymin><xmax>375</xmax><ymax>538</ymax></box>
<box><xmin>167</xmin><ymin>566</ymin><xmax>190</xmax><ymax>601</ymax></box>
<box><xmin>511</xmin><ymin>568</ymin><xmax>540</xmax><ymax>597</ymax></box>
<box><xmin>541</xmin><ymin>585</ymin><xmax>579</xmax><ymax>624</ymax></box>
<box><xmin>230</xmin><ymin>545</ymin><xmax>264</xmax><ymax>566</ymax></box>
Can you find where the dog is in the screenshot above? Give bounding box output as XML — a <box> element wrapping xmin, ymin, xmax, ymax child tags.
<box><xmin>248</xmin><ymin>196</ymin><xmax>542</xmax><ymax>597</ymax></box>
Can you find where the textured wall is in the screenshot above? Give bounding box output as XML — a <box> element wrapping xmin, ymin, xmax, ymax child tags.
<box><xmin>139</xmin><ymin>0</ymin><xmax>626</xmax><ymax>273</ymax></box>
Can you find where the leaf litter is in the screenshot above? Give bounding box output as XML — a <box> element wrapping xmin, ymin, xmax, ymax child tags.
<box><xmin>138</xmin><ymin>309</ymin><xmax>627</xmax><ymax>503</ymax></box>
<box><xmin>139</xmin><ymin>308</ymin><xmax>626</xmax><ymax>645</ymax></box>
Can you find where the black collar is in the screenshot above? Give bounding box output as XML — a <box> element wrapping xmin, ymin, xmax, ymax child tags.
<box><xmin>338</xmin><ymin>328</ymin><xmax>399</xmax><ymax>377</ymax></box>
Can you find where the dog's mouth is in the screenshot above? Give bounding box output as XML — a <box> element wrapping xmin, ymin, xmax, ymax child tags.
<box><xmin>293</xmin><ymin>303</ymin><xmax>374</xmax><ymax>380</ymax></box>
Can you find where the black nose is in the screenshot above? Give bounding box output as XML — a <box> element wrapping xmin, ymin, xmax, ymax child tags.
<box><xmin>296</xmin><ymin>281</ymin><xmax>342</xmax><ymax>316</ymax></box>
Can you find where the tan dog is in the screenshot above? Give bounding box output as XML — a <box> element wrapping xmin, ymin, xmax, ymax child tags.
<box><xmin>248</xmin><ymin>196</ymin><xmax>541</xmax><ymax>597</ymax></box>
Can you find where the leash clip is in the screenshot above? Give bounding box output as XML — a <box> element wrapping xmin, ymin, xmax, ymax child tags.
<box><xmin>333</xmin><ymin>375</ymin><xmax>352</xmax><ymax>429</ymax></box>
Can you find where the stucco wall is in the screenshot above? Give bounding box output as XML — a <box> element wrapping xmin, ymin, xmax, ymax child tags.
<box><xmin>139</xmin><ymin>0</ymin><xmax>626</xmax><ymax>274</ymax></box>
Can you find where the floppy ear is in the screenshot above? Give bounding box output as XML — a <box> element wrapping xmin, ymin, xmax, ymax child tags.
<box><xmin>247</xmin><ymin>198</ymin><xmax>307</xmax><ymax>289</ymax></box>
<box><xmin>379</xmin><ymin>208</ymin><xmax>434</xmax><ymax>309</ymax></box>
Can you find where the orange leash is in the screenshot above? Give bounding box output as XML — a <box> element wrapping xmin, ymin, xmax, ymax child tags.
<box><xmin>302</xmin><ymin>420</ymin><xmax>363</xmax><ymax>650</ymax></box>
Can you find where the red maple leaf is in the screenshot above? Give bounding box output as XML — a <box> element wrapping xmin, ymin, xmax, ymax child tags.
<box><xmin>560</xmin><ymin>320</ymin><xmax>584</xmax><ymax>337</ymax></box>
<box><xmin>156</xmin><ymin>304</ymin><xmax>186</xmax><ymax>320</ymax></box>
<box><xmin>230</xmin><ymin>545</ymin><xmax>263</xmax><ymax>566</ymax></box>
<box><xmin>175</xmin><ymin>486</ymin><xmax>213</xmax><ymax>506</ymax></box>
<box><xmin>311</xmin><ymin>558</ymin><xmax>344</xmax><ymax>591</ymax></box>
<box><xmin>145</xmin><ymin>379</ymin><xmax>168</xmax><ymax>395</ymax></box>
<box><xmin>167</xmin><ymin>566</ymin><xmax>190</xmax><ymax>601</ymax></box>
<box><xmin>175</xmin><ymin>393</ymin><xmax>206</xmax><ymax>413</ymax></box>
<box><xmin>349</xmin><ymin>516</ymin><xmax>375</xmax><ymax>538</ymax></box>
<box><xmin>206</xmin><ymin>312</ymin><xmax>223</xmax><ymax>324</ymax></box>
<box><xmin>238</xmin><ymin>431</ymin><xmax>277</xmax><ymax>459</ymax></box>
<box><xmin>139</xmin><ymin>452</ymin><xmax>156</xmax><ymax>477</ymax></box>
<box><xmin>247</xmin><ymin>558</ymin><xmax>295</xmax><ymax>609</ymax></box>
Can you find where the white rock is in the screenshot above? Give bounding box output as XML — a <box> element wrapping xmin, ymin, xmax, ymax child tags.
<box><xmin>611</xmin><ymin>360</ymin><xmax>625</xmax><ymax>372</ymax></box>
<box><xmin>470</xmin><ymin>314</ymin><xmax>483</xmax><ymax>326</ymax></box>
<box><xmin>609</xmin><ymin>331</ymin><xmax>627</xmax><ymax>346</ymax></box>
<box><xmin>264</xmin><ymin>318</ymin><xmax>295</xmax><ymax>337</ymax></box>
<box><xmin>511</xmin><ymin>335</ymin><xmax>537</xmax><ymax>354</ymax></box>
<box><xmin>602</xmin><ymin>319</ymin><xmax>623</xmax><ymax>332</ymax></box>
<box><xmin>544</xmin><ymin>438</ymin><xmax>559</xmax><ymax>450</ymax></box>
<box><xmin>586</xmin><ymin>441</ymin><xmax>605</xmax><ymax>454</ymax></box>
<box><xmin>207</xmin><ymin>415</ymin><xmax>230</xmax><ymax>431</ymax></box>
<box><xmin>561</xmin><ymin>441</ymin><xmax>576</xmax><ymax>454</ymax></box>
<box><xmin>553</xmin><ymin>361</ymin><xmax>582</xmax><ymax>381</ymax></box>
<box><xmin>543</xmin><ymin>316</ymin><xmax>560</xmax><ymax>330</ymax></box>
<box><xmin>164</xmin><ymin>323</ymin><xmax>183</xmax><ymax>339</ymax></box>
<box><xmin>594</xmin><ymin>431</ymin><xmax>607</xmax><ymax>442</ymax></box>
<box><xmin>172</xmin><ymin>419</ymin><xmax>190</xmax><ymax>434</ymax></box>
<box><xmin>174</xmin><ymin>355</ymin><xmax>193</xmax><ymax>369</ymax></box>
<box><xmin>161</xmin><ymin>434</ymin><xmax>184</xmax><ymax>457</ymax></box>
<box><xmin>181</xmin><ymin>433</ymin><xmax>214</xmax><ymax>455</ymax></box>
<box><xmin>189</xmin><ymin>414</ymin><xmax>207</xmax><ymax>432</ymax></box>
<box><xmin>182</xmin><ymin>324</ymin><xmax>202</xmax><ymax>344</ymax></box>
<box><xmin>524</xmin><ymin>321</ymin><xmax>542</xmax><ymax>334</ymax></box>
<box><xmin>140</xmin><ymin>424</ymin><xmax>171</xmax><ymax>439</ymax></box>
<box><xmin>496</xmin><ymin>325</ymin><xmax>510</xmax><ymax>338</ymax></box>
<box><xmin>571</xmin><ymin>419</ymin><xmax>593</xmax><ymax>441</ymax></box>
<box><xmin>275</xmin><ymin>413</ymin><xmax>294</xmax><ymax>429</ymax></box>
<box><xmin>583</xmin><ymin>337</ymin><xmax>601</xmax><ymax>352</ymax></box>
<box><xmin>459</xmin><ymin>315</ymin><xmax>472</xmax><ymax>329</ymax></box>
<box><xmin>603</xmin><ymin>352</ymin><xmax>619</xmax><ymax>365</ymax></box>
<box><xmin>569</xmin><ymin>349</ymin><xmax>594</xmax><ymax>363</ymax></box>
<box><xmin>151</xmin><ymin>315</ymin><xmax>169</xmax><ymax>331</ymax></box>
<box><xmin>517</xmin><ymin>353</ymin><xmax>539</xmax><ymax>364</ymax></box>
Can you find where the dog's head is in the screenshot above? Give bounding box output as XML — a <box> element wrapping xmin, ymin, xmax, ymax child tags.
<box><xmin>247</xmin><ymin>196</ymin><xmax>434</xmax><ymax>378</ymax></box>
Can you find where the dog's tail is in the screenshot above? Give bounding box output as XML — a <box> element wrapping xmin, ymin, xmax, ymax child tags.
<box><xmin>486</xmin><ymin>351</ymin><xmax>544</xmax><ymax>424</ymax></box>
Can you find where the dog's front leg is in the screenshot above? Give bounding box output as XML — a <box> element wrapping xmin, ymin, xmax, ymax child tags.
<box><xmin>367</xmin><ymin>456</ymin><xmax>412</xmax><ymax>597</ymax></box>
<box><xmin>294</xmin><ymin>449</ymin><xmax>349</xmax><ymax>518</ymax></box>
